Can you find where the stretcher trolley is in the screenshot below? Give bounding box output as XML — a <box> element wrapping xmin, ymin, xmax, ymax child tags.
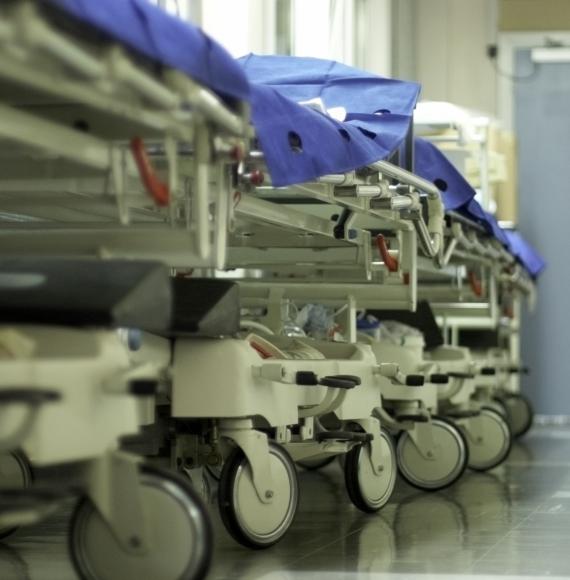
<box><xmin>0</xmin><ymin>259</ymin><xmax>213</xmax><ymax>580</ymax></box>
<box><xmin>412</xmin><ymin>132</ymin><xmax>544</xmax><ymax>440</ymax></box>
<box><xmin>128</xmin><ymin>278</ymin><xmax>400</xmax><ymax>550</ymax></box>
<box><xmin>228</xmin><ymin>55</ymin><xmax>499</xmax><ymax>493</ymax></box>
<box><xmin>110</xmin><ymin>52</ymin><xmax>422</xmax><ymax>549</ymax></box>
<box><xmin>346</xmin><ymin>131</ymin><xmax>527</xmax><ymax>475</ymax></box>
<box><xmin>0</xmin><ymin>0</ymin><xmax>253</xmax><ymax>576</ymax></box>
<box><xmin>234</xmin><ymin>157</ymin><xmax>471</xmax><ymax>492</ymax></box>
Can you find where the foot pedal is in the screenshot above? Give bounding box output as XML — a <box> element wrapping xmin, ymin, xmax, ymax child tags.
<box><xmin>448</xmin><ymin>372</ymin><xmax>476</xmax><ymax>380</ymax></box>
<box><xmin>315</xmin><ymin>430</ymin><xmax>374</xmax><ymax>443</ymax></box>
<box><xmin>396</xmin><ymin>414</ymin><xmax>430</xmax><ymax>423</ymax></box>
<box><xmin>445</xmin><ymin>410</ymin><xmax>480</xmax><ymax>419</ymax></box>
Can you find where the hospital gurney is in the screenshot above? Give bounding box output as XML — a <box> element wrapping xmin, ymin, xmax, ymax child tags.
<box><xmin>412</xmin><ymin>136</ymin><xmax>544</xmax><ymax>440</ymax></box>
<box><xmin>0</xmin><ymin>259</ymin><xmax>212</xmax><ymax>580</ymax></box>
<box><xmin>0</xmin><ymin>0</ymin><xmax>258</xmax><ymax>573</ymax></box>
<box><xmin>218</xmin><ymin>56</ymin><xmax>489</xmax><ymax>492</ymax></box>
<box><xmin>361</xmin><ymin>304</ymin><xmax>512</xmax><ymax>473</ymax></box>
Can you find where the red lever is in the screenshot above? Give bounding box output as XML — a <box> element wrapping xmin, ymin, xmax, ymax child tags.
<box><xmin>130</xmin><ymin>137</ymin><xmax>170</xmax><ymax>207</ymax></box>
<box><xmin>250</xmin><ymin>341</ymin><xmax>273</xmax><ymax>359</ymax></box>
<box><xmin>376</xmin><ymin>234</ymin><xmax>399</xmax><ymax>273</ymax></box>
<box><xmin>468</xmin><ymin>271</ymin><xmax>483</xmax><ymax>297</ymax></box>
<box><xmin>230</xmin><ymin>144</ymin><xmax>245</xmax><ymax>162</ymax></box>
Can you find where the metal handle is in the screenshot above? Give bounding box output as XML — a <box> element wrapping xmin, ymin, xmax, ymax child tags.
<box><xmin>369</xmin><ymin>160</ymin><xmax>440</xmax><ymax>198</ymax></box>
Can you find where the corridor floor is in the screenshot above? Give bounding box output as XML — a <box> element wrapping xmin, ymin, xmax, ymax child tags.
<box><xmin>2</xmin><ymin>425</ymin><xmax>570</xmax><ymax>579</ymax></box>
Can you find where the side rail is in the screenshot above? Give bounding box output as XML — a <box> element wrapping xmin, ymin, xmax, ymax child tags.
<box><xmin>0</xmin><ymin>0</ymin><xmax>248</xmax><ymax>268</ymax></box>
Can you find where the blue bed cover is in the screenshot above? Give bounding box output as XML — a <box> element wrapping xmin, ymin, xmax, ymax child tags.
<box><xmin>414</xmin><ymin>137</ymin><xmax>475</xmax><ymax>211</ymax></box>
<box><xmin>504</xmin><ymin>230</ymin><xmax>546</xmax><ymax>278</ymax></box>
<box><xmin>239</xmin><ymin>55</ymin><xmax>421</xmax><ymax>186</ymax></box>
<box><xmin>414</xmin><ymin>139</ymin><xmax>544</xmax><ymax>276</ymax></box>
<box><xmin>44</xmin><ymin>0</ymin><xmax>250</xmax><ymax>102</ymax></box>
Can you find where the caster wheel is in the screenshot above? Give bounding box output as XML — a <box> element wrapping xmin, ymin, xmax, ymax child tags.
<box><xmin>488</xmin><ymin>398</ymin><xmax>508</xmax><ymax>418</ymax></box>
<box><xmin>504</xmin><ymin>394</ymin><xmax>534</xmax><ymax>438</ymax></box>
<box><xmin>0</xmin><ymin>451</ymin><xmax>33</xmax><ymax>541</ymax></box>
<box><xmin>344</xmin><ymin>429</ymin><xmax>396</xmax><ymax>513</ymax></box>
<box><xmin>464</xmin><ymin>408</ymin><xmax>512</xmax><ymax>471</ymax></box>
<box><xmin>218</xmin><ymin>442</ymin><xmax>298</xmax><ymax>549</ymax></box>
<box><xmin>396</xmin><ymin>417</ymin><xmax>468</xmax><ymax>491</ymax></box>
<box><xmin>69</xmin><ymin>464</ymin><xmax>212</xmax><ymax>580</ymax></box>
<box><xmin>297</xmin><ymin>456</ymin><xmax>336</xmax><ymax>471</ymax></box>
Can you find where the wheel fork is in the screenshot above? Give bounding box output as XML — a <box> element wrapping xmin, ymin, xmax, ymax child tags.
<box><xmin>354</xmin><ymin>418</ymin><xmax>388</xmax><ymax>476</ymax></box>
<box><xmin>84</xmin><ymin>450</ymin><xmax>151</xmax><ymax>556</ymax></box>
<box><xmin>407</xmin><ymin>419</ymin><xmax>438</xmax><ymax>460</ymax></box>
<box><xmin>220</xmin><ymin>419</ymin><xmax>275</xmax><ymax>505</ymax></box>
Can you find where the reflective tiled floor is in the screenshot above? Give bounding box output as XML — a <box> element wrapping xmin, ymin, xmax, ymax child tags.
<box><xmin>3</xmin><ymin>426</ymin><xmax>570</xmax><ymax>579</ymax></box>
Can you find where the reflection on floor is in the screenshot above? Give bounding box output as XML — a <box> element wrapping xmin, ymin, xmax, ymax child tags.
<box><xmin>2</xmin><ymin>426</ymin><xmax>570</xmax><ymax>579</ymax></box>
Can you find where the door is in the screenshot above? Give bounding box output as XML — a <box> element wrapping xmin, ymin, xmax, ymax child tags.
<box><xmin>515</xmin><ymin>49</ymin><xmax>570</xmax><ymax>415</ymax></box>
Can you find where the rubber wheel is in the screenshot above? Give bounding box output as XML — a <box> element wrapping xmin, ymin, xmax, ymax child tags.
<box><xmin>344</xmin><ymin>429</ymin><xmax>396</xmax><ymax>513</ymax></box>
<box><xmin>396</xmin><ymin>416</ymin><xmax>469</xmax><ymax>491</ymax></box>
<box><xmin>464</xmin><ymin>407</ymin><xmax>512</xmax><ymax>471</ymax></box>
<box><xmin>504</xmin><ymin>394</ymin><xmax>534</xmax><ymax>438</ymax></box>
<box><xmin>0</xmin><ymin>451</ymin><xmax>33</xmax><ymax>541</ymax></box>
<box><xmin>69</xmin><ymin>464</ymin><xmax>212</xmax><ymax>580</ymax></box>
<box><xmin>218</xmin><ymin>442</ymin><xmax>298</xmax><ymax>549</ymax></box>
<box><xmin>297</xmin><ymin>456</ymin><xmax>336</xmax><ymax>471</ymax></box>
<box><xmin>489</xmin><ymin>397</ymin><xmax>508</xmax><ymax>419</ymax></box>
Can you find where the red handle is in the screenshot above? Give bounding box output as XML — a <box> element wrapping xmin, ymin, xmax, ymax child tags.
<box><xmin>250</xmin><ymin>341</ymin><xmax>273</xmax><ymax>359</ymax></box>
<box><xmin>376</xmin><ymin>234</ymin><xmax>399</xmax><ymax>273</ymax></box>
<box><xmin>130</xmin><ymin>137</ymin><xmax>170</xmax><ymax>207</ymax></box>
<box><xmin>468</xmin><ymin>271</ymin><xmax>483</xmax><ymax>297</ymax></box>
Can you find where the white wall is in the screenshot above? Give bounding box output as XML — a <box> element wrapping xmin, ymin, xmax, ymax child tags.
<box><xmin>394</xmin><ymin>0</ymin><xmax>498</xmax><ymax>115</ymax></box>
<box><xmin>356</xmin><ymin>0</ymin><xmax>392</xmax><ymax>76</ymax></box>
<box><xmin>200</xmin><ymin>0</ymin><xmax>276</xmax><ymax>57</ymax></box>
<box><xmin>199</xmin><ymin>0</ymin><xmax>391</xmax><ymax>73</ymax></box>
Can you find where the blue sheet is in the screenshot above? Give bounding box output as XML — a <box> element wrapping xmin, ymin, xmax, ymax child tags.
<box><xmin>248</xmin><ymin>84</ymin><xmax>417</xmax><ymax>186</ymax></box>
<box><xmin>454</xmin><ymin>199</ymin><xmax>509</xmax><ymax>247</ymax></box>
<box><xmin>44</xmin><ymin>0</ymin><xmax>250</xmax><ymax>102</ymax></box>
<box><xmin>239</xmin><ymin>55</ymin><xmax>420</xmax><ymax>116</ymax></box>
<box><xmin>414</xmin><ymin>138</ymin><xmax>476</xmax><ymax>211</ymax></box>
<box><xmin>504</xmin><ymin>231</ymin><xmax>546</xmax><ymax>278</ymax></box>
<box><xmin>413</xmin><ymin>139</ymin><xmax>512</xmax><ymax>246</ymax></box>
<box><xmin>240</xmin><ymin>55</ymin><xmax>421</xmax><ymax>187</ymax></box>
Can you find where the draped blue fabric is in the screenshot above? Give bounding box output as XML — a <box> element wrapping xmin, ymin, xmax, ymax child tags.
<box><xmin>44</xmin><ymin>0</ymin><xmax>250</xmax><ymax>101</ymax></box>
<box><xmin>504</xmin><ymin>230</ymin><xmax>546</xmax><ymax>278</ymax></box>
<box><xmin>240</xmin><ymin>54</ymin><xmax>421</xmax><ymax>186</ymax></box>
<box><xmin>414</xmin><ymin>139</ymin><xmax>514</xmax><ymax>248</ymax></box>
<box><xmin>414</xmin><ymin>138</ymin><xmax>476</xmax><ymax>211</ymax></box>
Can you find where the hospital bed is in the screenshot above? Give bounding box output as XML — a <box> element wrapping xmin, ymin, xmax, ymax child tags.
<box><xmin>0</xmin><ymin>259</ymin><xmax>212</xmax><ymax>580</ymax></box>
<box><xmin>0</xmin><ymin>0</ymin><xmax>254</xmax><ymax>575</ymax></box>
<box><xmin>411</xmin><ymin>135</ymin><xmax>543</xmax><ymax>440</ymax></box>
